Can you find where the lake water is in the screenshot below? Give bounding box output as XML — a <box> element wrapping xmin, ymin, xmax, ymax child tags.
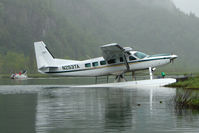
<box><xmin>0</xmin><ymin>78</ymin><xmax>199</xmax><ymax>133</ymax></box>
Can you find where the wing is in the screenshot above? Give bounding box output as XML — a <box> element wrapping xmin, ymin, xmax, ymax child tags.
<box><xmin>100</xmin><ymin>43</ymin><xmax>132</xmax><ymax>60</ymax></box>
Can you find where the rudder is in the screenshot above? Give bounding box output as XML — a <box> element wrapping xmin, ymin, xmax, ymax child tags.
<box><xmin>34</xmin><ymin>41</ymin><xmax>54</xmax><ymax>70</ymax></box>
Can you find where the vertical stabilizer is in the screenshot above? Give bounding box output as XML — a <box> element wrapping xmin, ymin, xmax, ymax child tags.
<box><xmin>34</xmin><ymin>41</ymin><xmax>55</xmax><ymax>70</ymax></box>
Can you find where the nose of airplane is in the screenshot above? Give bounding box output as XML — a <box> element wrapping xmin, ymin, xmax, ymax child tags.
<box><xmin>170</xmin><ymin>54</ymin><xmax>178</xmax><ymax>64</ymax></box>
<box><xmin>170</xmin><ymin>54</ymin><xmax>178</xmax><ymax>60</ymax></box>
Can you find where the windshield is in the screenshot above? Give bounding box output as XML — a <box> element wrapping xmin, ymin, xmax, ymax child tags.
<box><xmin>134</xmin><ymin>52</ymin><xmax>148</xmax><ymax>59</ymax></box>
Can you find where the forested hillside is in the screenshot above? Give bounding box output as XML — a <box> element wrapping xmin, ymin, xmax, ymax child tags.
<box><xmin>0</xmin><ymin>0</ymin><xmax>199</xmax><ymax>73</ymax></box>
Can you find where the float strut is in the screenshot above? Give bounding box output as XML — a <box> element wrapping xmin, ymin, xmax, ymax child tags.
<box><xmin>132</xmin><ymin>71</ymin><xmax>136</xmax><ymax>81</ymax></box>
<box><xmin>95</xmin><ymin>77</ymin><xmax>97</xmax><ymax>84</ymax></box>
<box><xmin>149</xmin><ymin>67</ymin><xmax>153</xmax><ymax>80</ymax></box>
<box><xmin>114</xmin><ymin>74</ymin><xmax>126</xmax><ymax>82</ymax></box>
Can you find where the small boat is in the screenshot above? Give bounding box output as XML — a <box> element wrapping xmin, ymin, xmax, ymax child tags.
<box><xmin>10</xmin><ymin>70</ymin><xmax>28</xmax><ymax>80</ymax></box>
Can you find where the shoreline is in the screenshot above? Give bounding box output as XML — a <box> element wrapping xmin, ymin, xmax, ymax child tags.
<box><xmin>167</xmin><ymin>76</ymin><xmax>199</xmax><ymax>89</ymax></box>
<box><xmin>168</xmin><ymin>76</ymin><xmax>199</xmax><ymax>110</ymax></box>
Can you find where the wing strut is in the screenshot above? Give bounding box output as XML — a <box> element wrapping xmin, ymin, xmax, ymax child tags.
<box><xmin>123</xmin><ymin>53</ymin><xmax>130</xmax><ymax>72</ymax></box>
<box><xmin>115</xmin><ymin>44</ymin><xmax>131</xmax><ymax>72</ymax></box>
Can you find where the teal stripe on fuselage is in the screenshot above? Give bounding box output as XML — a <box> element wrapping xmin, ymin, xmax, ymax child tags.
<box><xmin>45</xmin><ymin>57</ymin><xmax>171</xmax><ymax>74</ymax></box>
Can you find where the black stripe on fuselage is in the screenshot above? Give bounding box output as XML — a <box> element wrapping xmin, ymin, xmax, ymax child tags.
<box><xmin>45</xmin><ymin>57</ymin><xmax>171</xmax><ymax>74</ymax></box>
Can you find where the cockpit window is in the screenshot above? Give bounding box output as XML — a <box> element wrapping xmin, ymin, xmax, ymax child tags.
<box><xmin>129</xmin><ymin>56</ymin><xmax>136</xmax><ymax>61</ymax></box>
<box><xmin>134</xmin><ymin>52</ymin><xmax>148</xmax><ymax>59</ymax></box>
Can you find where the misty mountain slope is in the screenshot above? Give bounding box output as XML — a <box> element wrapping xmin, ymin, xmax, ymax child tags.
<box><xmin>49</xmin><ymin>0</ymin><xmax>199</xmax><ymax>71</ymax></box>
<box><xmin>0</xmin><ymin>0</ymin><xmax>199</xmax><ymax>73</ymax></box>
<box><xmin>0</xmin><ymin>0</ymin><xmax>100</xmax><ymax>59</ymax></box>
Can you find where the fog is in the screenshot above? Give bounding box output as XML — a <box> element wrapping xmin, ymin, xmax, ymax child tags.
<box><xmin>0</xmin><ymin>0</ymin><xmax>199</xmax><ymax>73</ymax></box>
<box><xmin>172</xmin><ymin>0</ymin><xmax>199</xmax><ymax>17</ymax></box>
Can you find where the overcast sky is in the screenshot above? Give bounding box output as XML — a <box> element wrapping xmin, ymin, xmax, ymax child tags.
<box><xmin>172</xmin><ymin>0</ymin><xmax>199</xmax><ymax>17</ymax></box>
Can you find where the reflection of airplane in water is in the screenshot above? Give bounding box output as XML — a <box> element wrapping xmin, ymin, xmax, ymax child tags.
<box><xmin>33</xmin><ymin>86</ymin><xmax>176</xmax><ymax>132</ymax></box>
<box><xmin>34</xmin><ymin>41</ymin><xmax>177</xmax><ymax>83</ymax></box>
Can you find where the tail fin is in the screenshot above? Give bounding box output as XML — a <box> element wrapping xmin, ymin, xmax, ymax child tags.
<box><xmin>34</xmin><ymin>41</ymin><xmax>55</xmax><ymax>70</ymax></box>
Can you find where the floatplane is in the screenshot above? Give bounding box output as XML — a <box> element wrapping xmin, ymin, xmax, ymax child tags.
<box><xmin>34</xmin><ymin>41</ymin><xmax>177</xmax><ymax>86</ymax></box>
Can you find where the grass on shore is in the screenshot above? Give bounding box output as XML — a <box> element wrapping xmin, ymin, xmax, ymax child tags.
<box><xmin>168</xmin><ymin>76</ymin><xmax>199</xmax><ymax>109</ymax></box>
<box><xmin>174</xmin><ymin>89</ymin><xmax>199</xmax><ymax>109</ymax></box>
<box><xmin>168</xmin><ymin>76</ymin><xmax>199</xmax><ymax>89</ymax></box>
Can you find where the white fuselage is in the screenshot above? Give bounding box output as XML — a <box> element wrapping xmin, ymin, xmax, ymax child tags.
<box><xmin>42</xmin><ymin>51</ymin><xmax>177</xmax><ymax>77</ymax></box>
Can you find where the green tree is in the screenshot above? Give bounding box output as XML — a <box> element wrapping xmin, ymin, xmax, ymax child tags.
<box><xmin>0</xmin><ymin>2</ymin><xmax>4</xmax><ymax>17</ymax></box>
<box><xmin>1</xmin><ymin>52</ymin><xmax>28</xmax><ymax>74</ymax></box>
<box><xmin>0</xmin><ymin>54</ymin><xmax>3</xmax><ymax>72</ymax></box>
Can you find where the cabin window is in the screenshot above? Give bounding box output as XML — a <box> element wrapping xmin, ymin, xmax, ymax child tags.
<box><xmin>108</xmin><ymin>59</ymin><xmax>116</xmax><ymax>64</ymax></box>
<box><xmin>100</xmin><ymin>60</ymin><xmax>106</xmax><ymax>65</ymax></box>
<box><xmin>85</xmin><ymin>63</ymin><xmax>91</xmax><ymax>67</ymax></box>
<box><xmin>92</xmin><ymin>62</ymin><xmax>99</xmax><ymax>67</ymax></box>
<box><xmin>129</xmin><ymin>56</ymin><xmax>136</xmax><ymax>61</ymax></box>
<box><xmin>120</xmin><ymin>57</ymin><xmax>124</xmax><ymax>62</ymax></box>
